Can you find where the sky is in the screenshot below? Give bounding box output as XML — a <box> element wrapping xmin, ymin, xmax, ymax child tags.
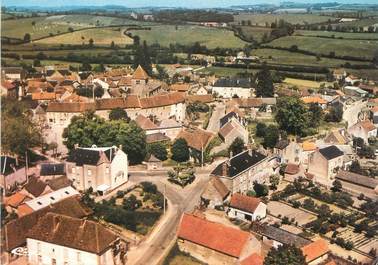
<box><xmin>3</xmin><ymin>0</ymin><xmax>378</xmax><ymax>8</ymax></box>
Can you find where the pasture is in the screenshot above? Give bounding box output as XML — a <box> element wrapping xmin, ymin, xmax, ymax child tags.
<box><xmin>129</xmin><ymin>25</ymin><xmax>247</xmax><ymax>49</ymax></box>
<box><xmin>237</xmin><ymin>26</ymin><xmax>272</xmax><ymax>42</ymax></box>
<box><xmin>234</xmin><ymin>13</ymin><xmax>335</xmax><ymax>26</ymax></box>
<box><xmin>33</xmin><ymin>27</ymin><xmax>133</xmax><ymax>46</ymax></box>
<box><xmin>295</xmin><ymin>30</ymin><xmax>378</xmax><ymax>40</ymax></box>
<box><xmin>267</xmin><ymin>36</ymin><xmax>378</xmax><ymax>60</ymax></box>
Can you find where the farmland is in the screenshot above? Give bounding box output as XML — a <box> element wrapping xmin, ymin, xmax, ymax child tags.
<box><xmin>295</xmin><ymin>30</ymin><xmax>378</xmax><ymax>40</ymax></box>
<box><xmin>129</xmin><ymin>25</ymin><xmax>247</xmax><ymax>49</ymax></box>
<box><xmin>233</xmin><ymin>13</ymin><xmax>335</xmax><ymax>26</ymax></box>
<box><xmin>236</xmin><ymin>26</ymin><xmax>272</xmax><ymax>42</ymax></box>
<box><xmin>267</xmin><ymin>36</ymin><xmax>378</xmax><ymax>60</ymax></box>
<box><xmin>33</xmin><ymin>27</ymin><xmax>133</xmax><ymax>46</ymax></box>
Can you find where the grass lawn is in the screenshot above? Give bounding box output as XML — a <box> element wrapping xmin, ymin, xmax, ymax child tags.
<box><xmin>129</xmin><ymin>25</ymin><xmax>247</xmax><ymax>49</ymax></box>
<box><xmin>1</xmin><ymin>14</ymin><xmax>152</xmax><ymax>40</ymax></box>
<box><xmin>267</xmin><ymin>36</ymin><xmax>378</xmax><ymax>60</ymax></box>
<box><xmin>34</xmin><ymin>27</ymin><xmax>133</xmax><ymax>46</ymax></box>
<box><xmin>237</xmin><ymin>26</ymin><xmax>272</xmax><ymax>42</ymax></box>
<box><xmin>283</xmin><ymin>78</ymin><xmax>331</xmax><ymax>88</ymax></box>
<box><xmin>234</xmin><ymin>13</ymin><xmax>335</xmax><ymax>26</ymax></box>
<box><xmin>295</xmin><ymin>30</ymin><xmax>378</xmax><ymax>40</ymax></box>
<box><xmin>163</xmin><ymin>243</ymin><xmax>203</xmax><ymax>265</ymax></box>
<box><xmin>197</xmin><ymin>66</ymin><xmax>258</xmax><ymax>77</ymax></box>
<box><xmin>253</xmin><ymin>48</ymin><xmax>371</xmax><ymax>68</ymax></box>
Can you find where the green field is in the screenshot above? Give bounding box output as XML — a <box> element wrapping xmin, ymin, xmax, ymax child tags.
<box><xmin>295</xmin><ymin>30</ymin><xmax>378</xmax><ymax>39</ymax></box>
<box><xmin>237</xmin><ymin>26</ymin><xmax>272</xmax><ymax>42</ymax></box>
<box><xmin>252</xmin><ymin>48</ymin><xmax>371</xmax><ymax>67</ymax></box>
<box><xmin>335</xmin><ymin>18</ymin><xmax>378</xmax><ymax>28</ymax></box>
<box><xmin>129</xmin><ymin>25</ymin><xmax>247</xmax><ymax>49</ymax></box>
<box><xmin>33</xmin><ymin>27</ymin><xmax>133</xmax><ymax>46</ymax></box>
<box><xmin>234</xmin><ymin>13</ymin><xmax>335</xmax><ymax>26</ymax></box>
<box><xmin>267</xmin><ymin>36</ymin><xmax>378</xmax><ymax>59</ymax></box>
<box><xmin>1</xmin><ymin>14</ymin><xmax>152</xmax><ymax>40</ymax></box>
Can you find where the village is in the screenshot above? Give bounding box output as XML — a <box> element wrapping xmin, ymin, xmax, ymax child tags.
<box><xmin>0</xmin><ymin>48</ymin><xmax>377</xmax><ymax>265</ymax></box>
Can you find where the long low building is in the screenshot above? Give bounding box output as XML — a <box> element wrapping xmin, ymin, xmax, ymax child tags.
<box><xmin>336</xmin><ymin>170</ymin><xmax>378</xmax><ymax>192</ymax></box>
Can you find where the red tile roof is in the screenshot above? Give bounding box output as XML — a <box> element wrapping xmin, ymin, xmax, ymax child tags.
<box><xmin>178</xmin><ymin>213</ymin><xmax>251</xmax><ymax>258</ymax></box>
<box><xmin>302</xmin><ymin>96</ymin><xmax>327</xmax><ymax>105</ymax></box>
<box><xmin>140</xmin><ymin>92</ymin><xmax>185</xmax><ymax>109</ymax></box>
<box><xmin>17</xmin><ymin>204</ymin><xmax>34</xmax><ymax>217</ymax></box>
<box><xmin>230</xmin><ymin>193</ymin><xmax>262</xmax><ymax>213</ymax></box>
<box><xmin>32</xmin><ymin>92</ymin><xmax>56</xmax><ymax>100</ymax></box>
<box><xmin>132</xmin><ymin>65</ymin><xmax>149</xmax><ymax>80</ymax></box>
<box><xmin>186</xmin><ymin>94</ymin><xmax>214</xmax><ymax>103</ymax></box>
<box><xmin>135</xmin><ymin>114</ymin><xmax>158</xmax><ymax>130</ymax></box>
<box><xmin>170</xmin><ymin>83</ymin><xmax>190</xmax><ymax>92</ymax></box>
<box><xmin>1</xmin><ymin>80</ymin><xmax>16</xmax><ymax>90</ymax></box>
<box><xmin>176</xmin><ymin>128</ymin><xmax>214</xmax><ymax>151</ymax></box>
<box><xmin>301</xmin><ymin>239</ymin><xmax>329</xmax><ymax>263</ymax></box>
<box><xmin>46</xmin><ymin>102</ymin><xmax>96</xmax><ymax>113</ymax></box>
<box><xmin>285</xmin><ymin>163</ymin><xmax>300</xmax><ymax>175</ymax></box>
<box><xmin>5</xmin><ymin>192</ymin><xmax>30</xmax><ymax>208</ymax></box>
<box><xmin>240</xmin><ymin>253</ymin><xmax>264</xmax><ymax>265</ymax></box>
<box><xmin>26</xmin><ymin>213</ymin><xmax>118</xmax><ymax>254</ymax></box>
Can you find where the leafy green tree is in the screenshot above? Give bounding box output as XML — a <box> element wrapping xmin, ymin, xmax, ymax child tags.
<box><xmin>331</xmin><ymin>180</ymin><xmax>343</xmax><ymax>192</ymax></box>
<box><xmin>147</xmin><ymin>142</ymin><xmax>168</xmax><ymax>161</ymax></box>
<box><xmin>263</xmin><ymin>124</ymin><xmax>279</xmax><ymax>148</ymax></box>
<box><xmin>275</xmin><ymin>97</ymin><xmax>308</xmax><ymax>136</ymax></box>
<box><xmin>255</xmin><ymin>122</ymin><xmax>267</xmax><ymax>137</ymax></box>
<box><xmin>253</xmin><ymin>182</ymin><xmax>269</xmax><ymax>197</ymax></box>
<box><xmin>255</xmin><ymin>66</ymin><xmax>274</xmax><ymax>97</ymax></box>
<box><xmin>109</xmin><ymin>108</ymin><xmax>130</xmax><ymax>121</ymax></box>
<box><xmin>264</xmin><ymin>244</ymin><xmax>306</xmax><ymax>265</ymax></box>
<box><xmin>269</xmin><ymin>175</ymin><xmax>280</xmax><ymax>190</ymax></box>
<box><xmin>171</xmin><ymin>138</ymin><xmax>190</xmax><ymax>162</ymax></box>
<box><xmin>94</xmin><ymin>86</ymin><xmax>104</xmax><ymax>98</ymax></box>
<box><xmin>80</xmin><ymin>62</ymin><xmax>92</xmax><ymax>71</ymax></box>
<box><xmin>88</xmin><ymin>38</ymin><xmax>94</xmax><ymax>47</ymax></box>
<box><xmin>23</xmin><ymin>33</ymin><xmax>31</xmax><ymax>42</ymax></box>
<box><xmin>228</xmin><ymin>137</ymin><xmax>245</xmax><ymax>156</ymax></box>
<box><xmin>122</xmin><ymin>194</ymin><xmax>142</xmax><ymax>211</ymax></box>
<box><xmin>308</xmin><ymin>103</ymin><xmax>323</xmax><ymax>128</ymax></box>
<box><xmin>1</xmin><ymin>98</ymin><xmax>41</xmax><ymax>157</ymax></box>
<box><xmin>140</xmin><ymin>181</ymin><xmax>157</xmax><ymax>194</ymax></box>
<box><xmin>155</xmin><ymin>64</ymin><xmax>169</xmax><ymax>81</ymax></box>
<box><xmin>325</xmin><ymin>105</ymin><xmax>343</xmax><ymax>122</ymax></box>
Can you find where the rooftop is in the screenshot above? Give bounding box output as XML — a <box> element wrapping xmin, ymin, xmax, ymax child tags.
<box><xmin>132</xmin><ymin>65</ymin><xmax>149</xmax><ymax>80</ymax></box>
<box><xmin>178</xmin><ymin>213</ymin><xmax>252</xmax><ymax>258</ymax></box>
<box><xmin>67</xmin><ymin>146</ymin><xmax>118</xmax><ymax>166</ymax></box>
<box><xmin>229</xmin><ymin>193</ymin><xmax>262</xmax><ymax>213</ymax></box>
<box><xmin>26</xmin><ymin>213</ymin><xmax>118</xmax><ymax>254</ymax></box>
<box><xmin>40</xmin><ymin>163</ymin><xmax>65</xmax><ymax>176</ymax></box>
<box><xmin>336</xmin><ymin>170</ymin><xmax>378</xmax><ymax>189</ymax></box>
<box><xmin>258</xmin><ymin>224</ymin><xmax>311</xmax><ymax>248</ymax></box>
<box><xmin>176</xmin><ymin>128</ymin><xmax>214</xmax><ymax>151</ymax></box>
<box><xmin>319</xmin><ymin>145</ymin><xmax>344</xmax><ymax>160</ymax></box>
<box><xmin>301</xmin><ymin>239</ymin><xmax>329</xmax><ymax>263</ymax></box>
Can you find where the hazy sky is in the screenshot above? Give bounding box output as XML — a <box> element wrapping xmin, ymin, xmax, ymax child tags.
<box><xmin>3</xmin><ymin>0</ymin><xmax>378</xmax><ymax>8</ymax></box>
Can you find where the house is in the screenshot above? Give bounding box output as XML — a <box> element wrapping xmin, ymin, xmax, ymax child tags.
<box><xmin>333</xmin><ymin>68</ymin><xmax>346</xmax><ymax>81</ymax></box>
<box><xmin>4</xmin><ymin>192</ymin><xmax>31</xmax><ymax>212</ymax></box>
<box><xmin>324</xmin><ymin>129</ymin><xmax>351</xmax><ymax>145</ymax></box>
<box><xmin>40</xmin><ymin>163</ymin><xmax>66</xmax><ymax>180</ymax></box>
<box><xmin>240</xmin><ymin>253</ymin><xmax>264</xmax><ymax>265</ymax></box>
<box><xmin>301</xmin><ymin>141</ymin><xmax>318</xmax><ymax>165</ymax></box>
<box><xmin>135</xmin><ymin>114</ymin><xmax>183</xmax><ymax>140</ymax></box>
<box><xmin>144</xmin><ymin>155</ymin><xmax>163</xmax><ymax>170</ymax></box>
<box><xmin>230</xmin><ymin>98</ymin><xmax>276</xmax><ymax>112</ymax></box>
<box><xmin>1</xmin><ymin>80</ymin><xmax>19</xmax><ymax>98</ymax></box>
<box><xmin>170</xmin><ymin>83</ymin><xmax>191</xmax><ymax>93</ymax></box>
<box><xmin>186</xmin><ymin>94</ymin><xmax>214</xmax><ymax>104</ymax></box>
<box><xmin>219</xmin><ymin>119</ymin><xmax>249</xmax><ymax>147</ymax></box>
<box><xmin>176</xmin><ymin>128</ymin><xmax>214</xmax><ymax>160</ymax></box>
<box><xmin>212</xmin><ymin>78</ymin><xmax>253</xmax><ymax>98</ymax></box>
<box><xmin>196</xmin><ymin>86</ymin><xmax>208</xmax><ymax>95</ymax></box>
<box><xmin>301</xmin><ymin>96</ymin><xmax>327</xmax><ymax>109</ymax></box>
<box><xmin>24</xmin><ymin>186</ymin><xmax>79</xmax><ymax>212</ymax></box>
<box><xmin>1</xmin><ymin>67</ymin><xmax>26</xmax><ymax>81</ymax></box>
<box><xmin>336</xmin><ymin>170</ymin><xmax>378</xmax><ymax>195</ymax></box>
<box><xmin>2</xmin><ymin>197</ymin><xmax>92</xmax><ymax>263</ymax></box>
<box><xmin>347</xmin><ymin>120</ymin><xmax>377</xmax><ymax>143</ymax></box>
<box><xmin>177</xmin><ymin>213</ymin><xmax>261</xmax><ymax>265</ymax></box>
<box><xmin>201</xmin><ymin>177</ymin><xmax>230</xmax><ymax>209</ymax></box>
<box><xmin>308</xmin><ymin>145</ymin><xmax>344</xmax><ymax>185</ymax></box>
<box><xmin>251</xmin><ymin>223</ymin><xmax>311</xmax><ymax>249</ymax></box>
<box><xmin>274</xmin><ymin>139</ymin><xmax>303</xmax><ymax>165</ymax></box>
<box><xmin>1</xmin><ymin>156</ymin><xmax>27</xmax><ymax>192</ymax></box>
<box><xmin>66</xmin><ymin>145</ymin><xmax>128</xmax><ymax>194</ymax></box>
<box><xmin>220</xmin><ymin>110</ymin><xmax>246</xmax><ymax>128</ymax></box>
<box><xmin>211</xmin><ymin>150</ymin><xmax>279</xmax><ymax>194</ymax></box>
<box><xmin>344</xmin><ymin>86</ymin><xmax>368</xmax><ymax>97</ymax></box>
<box><xmin>26</xmin><ymin>213</ymin><xmax>127</xmax><ymax>265</ymax></box>
<box><xmin>21</xmin><ymin>176</ymin><xmax>52</xmax><ymax>198</ymax></box>
<box><xmin>146</xmin><ymin>133</ymin><xmax>171</xmax><ymax>144</ymax></box>
<box><xmin>228</xmin><ymin>193</ymin><xmax>266</xmax><ymax>222</ymax></box>
<box><xmin>301</xmin><ymin>239</ymin><xmax>329</xmax><ymax>265</ymax></box>
<box><xmin>344</xmin><ymin>75</ymin><xmax>362</xmax><ymax>86</ymax></box>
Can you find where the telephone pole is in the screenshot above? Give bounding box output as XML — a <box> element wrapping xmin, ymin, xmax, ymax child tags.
<box><xmin>163</xmin><ymin>183</ymin><xmax>166</xmax><ymax>215</ymax></box>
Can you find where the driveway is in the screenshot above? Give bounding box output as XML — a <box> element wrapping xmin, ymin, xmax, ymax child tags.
<box><xmin>207</xmin><ymin>102</ymin><xmax>225</xmax><ymax>133</ymax></box>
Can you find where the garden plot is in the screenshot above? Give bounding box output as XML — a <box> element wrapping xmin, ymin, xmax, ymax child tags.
<box><xmin>296</xmin><ymin>196</ymin><xmax>352</xmax><ymax>215</ymax></box>
<box><xmin>267</xmin><ymin>201</ymin><xmax>317</xmax><ymax>226</ymax></box>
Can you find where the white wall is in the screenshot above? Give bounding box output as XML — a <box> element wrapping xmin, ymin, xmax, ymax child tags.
<box><xmin>228</xmin><ymin>202</ymin><xmax>266</xmax><ymax>221</ymax></box>
<box><xmin>212</xmin><ymin>86</ymin><xmax>251</xmax><ymax>98</ymax></box>
<box><xmin>110</xmin><ymin>149</ymin><xmax>128</xmax><ymax>189</ymax></box>
<box><xmin>27</xmin><ymin>238</ymin><xmax>114</xmax><ymax>265</ymax></box>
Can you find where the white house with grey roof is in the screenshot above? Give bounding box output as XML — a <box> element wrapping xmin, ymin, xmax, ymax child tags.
<box><xmin>65</xmin><ymin>146</ymin><xmax>128</xmax><ymax>194</ymax></box>
<box><xmin>210</xmin><ymin>150</ymin><xmax>279</xmax><ymax>194</ymax></box>
<box><xmin>211</xmin><ymin>78</ymin><xmax>254</xmax><ymax>98</ymax></box>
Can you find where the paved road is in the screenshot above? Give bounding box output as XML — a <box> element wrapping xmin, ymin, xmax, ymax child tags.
<box><xmin>207</xmin><ymin>103</ymin><xmax>225</xmax><ymax>133</ymax></box>
<box><xmin>343</xmin><ymin>100</ymin><xmax>367</xmax><ymax>128</ymax></box>
<box><xmin>126</xmin><ymin>170</ymin><xmax>212</xmax><ymax>265</ymax></box>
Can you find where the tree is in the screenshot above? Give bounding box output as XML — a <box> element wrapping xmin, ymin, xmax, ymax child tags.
<box><xmin>110</xmin><ymin>41</ymin><xmax>115</xmax><ymax>49</ymax></box>
<box><xmin>263</xmin><ymin>125</ymin><xmax>279</xmax><ymax>148</ymax></box>
<box><xmin>1</xmin><ymin>98</ymin><xmax>41</xmax><ymax>157</ymax></box>
<box><xmin>147</xmin><ymin>142</ymin><xmax>168</xmax><ymax>161</ymax></box>
<box><xmin>325</xmin><ymin>105</ymin><xmax>343</xmax><ymax>122</ymax></box>
<box><xmin>23</xmin><ymin>33</ymin><xmax>31</xmax><ymax>42</ymax></box>
<box><xmin>331</xmin><ymin>180</ymin><xmax>343</xmax><ymax>192</ymax></box>
<box><xmin>155</xmin><ymin>64</ymin><xmax>168</xmax><ymax>81</ymax></box>
<box><xmin>171</xmin><ymin>138</ymin><xmax>190</xmax><ymax>162</ymax></box>
<box><xmin>228</xmin><ymin>137</ymin><xmax>245</xmax><ymax>156</ymax></box>
<box><xmin>307</xmin><ymin>103</ymin><xmax>323</xmax><ymax>128</ymax></box>
<box><xmin>33</xmin><ymin>59</ymin><xmax>41</xmax><ymax>67</ymax></box>
<box><xmin>255</xmin><ymin>122</ymin><xmax>267</xmax><ymax>137</ymax></box>
<box><xmin>123</xmin><ymin>194</ymin><xmax>142</xmax><ymax>211</ymax></box>
<box><xmin>109</xmin><ymin>108</ymin><xmax>130</xmax><ymax>122</ymax></box>
<box><xmin>275</xmin><ymin>97</ymin><xmax>308</xmax><ymax>136</ymax></box>
<box><xmin>81</xmin><ymin>62</ymin><xmax>92</xmax><ymax>71</ymax></box>
<box><xmin>264</xmin><ymin>244</ymin><xmax>306</xmax><ymax>265</ymax></box>
<box><xmin>255</xmin><ymin>66</ymin><xmax>274</xmax><ymax>97</ymax></box>
<box><xmin>253</xmin><ymin>182</ymin><xmax>269</xmax><ymax>197</ymax></box>
<box><xmin>269</xmin><ymin>175</ymin><xmax>280</xmax><ymax>190</ymax></box>
<box><xmin>88</xmin><ymin>38</ymin><xmax>94</xmax><ymax>47</ymax></box>
<box><xmin>94</xmin><ymin>86</ymin><xmax>104</xmax><ymax>98</ymax></box>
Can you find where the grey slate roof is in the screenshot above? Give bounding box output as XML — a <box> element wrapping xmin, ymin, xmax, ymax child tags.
<box><xmin>67</xmin><ymin>147</ymin><xmax>116</xmax><ymax>166</ymax></box>
<box><xmin>319</xmin><ymin>145</ymin><xmax>344</xmax><ymax>160</ymax></box>
<box><xmin>213</xmin><ymin>78</ymin><xmax>252</xmax><ymax>88</ymax></box>
<box><xmin>40</xmin><ymin>163</ymin><xmax>65</xmax><ymax>176</ymax></box>
<box><xmin>260</xmin><ymin>225</ymin><xmax>311</xmax><ymax>248</ymax></box>
<box><xmin>336</xmin><ymin>170</ymin><xmax>378</xmax><ymax>189</ymax></box>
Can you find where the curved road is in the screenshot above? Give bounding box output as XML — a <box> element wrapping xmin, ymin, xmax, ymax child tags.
<box><xmin>126</xmin><ymin>171</ymin><xmax>212</xmax><ymax>265</ymax></box>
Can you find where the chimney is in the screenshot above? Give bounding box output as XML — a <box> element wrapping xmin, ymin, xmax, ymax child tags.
<box><xmin>222</xmin><ymin>162</ymin><xmax>228</xmax><ymax>176</ymax></box>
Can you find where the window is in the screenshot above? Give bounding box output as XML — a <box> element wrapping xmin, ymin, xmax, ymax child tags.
<box><xmin>87</xmin><ymin>169</ymin><xmax>92</xmax><ymax>176</ymax></box>
<box><xmin>37</xmin><ymin>201</ymin><xmax>42</xmax><ymax>205</ymax></box>
<box><xmin>65</xmin><ymin>191</ymin><xmax>69</xmax><ymax>195</ymax></box>
<box><xmin>106</xmin><ymin>167</ymin><xmax>109</xmax><ymax>174</ymax></box>
<box><xmin>50</xmin><ymin>196</ymin><xmax>55</xmax><ymax>200</ymax></box>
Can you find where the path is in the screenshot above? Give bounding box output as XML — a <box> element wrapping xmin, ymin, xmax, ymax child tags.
<box><xmin>206</xmin><ymin>102</ymin><xmax>225</xmax><ymax>133</ymax></box>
